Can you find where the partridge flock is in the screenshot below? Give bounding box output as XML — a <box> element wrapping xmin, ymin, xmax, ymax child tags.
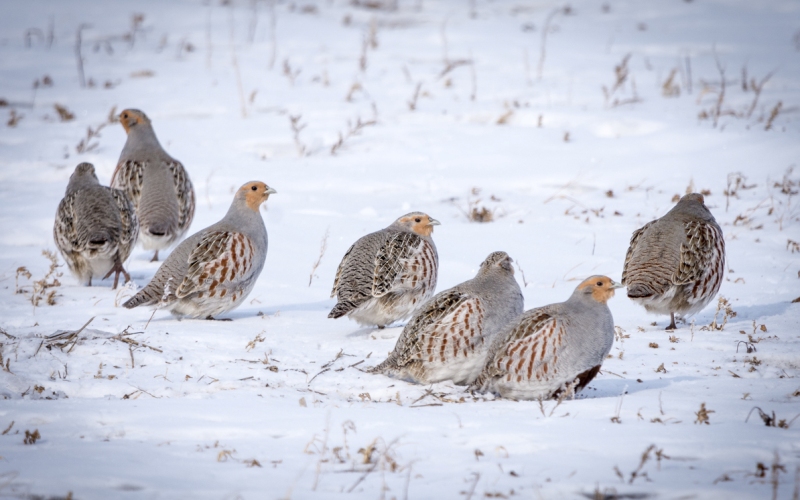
<box><xmin>50</xmin><ymin>107</ymin><xmax>727</xmax><ymax>401</ymax></box>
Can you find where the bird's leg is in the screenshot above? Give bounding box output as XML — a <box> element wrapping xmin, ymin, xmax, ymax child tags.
<box><xmin>666</xmin><ymin>312</ymin><xmax>677</xmax><ymax>331</ymax></box>
<box><xmin>103</xmin><ymin>256</ymin><xmax>131</xmax><ymax>289</ymax></box>
<box><xmin>150</xmin><ymin>250</ymin><xmax>159</xmax><ymax>262</ymax></box>
<box><xmin>88</xmin><ymin>276</ymin><xmax>92</xmax><ymax>287</ymax></box>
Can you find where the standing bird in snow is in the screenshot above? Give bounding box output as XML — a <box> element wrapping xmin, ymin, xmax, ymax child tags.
<box><xmin>622</xmin><ymin>193</ymin><xmax>725</xmax><ymax>330</ymax></box>
<box><xmin>123</xmin><ymin>181</ymin><xmax>275</xmax><ymax>320</ymax></box>
<box><xmin>111</xmin><ymin>108</ymin><xmax>195</xmax><ymax>262</ymax></box>
<box><xmin>54</xmin><ymin>162</ymin><xmax>138</xmax><ymax>288</ymax></box>
<box><xmin>471</xmin><ymin>276</ymin><xmax>622</xmax><ymax>400</ymax></box>
<box><xmin>371</xmin><ymin>251</ymin><xmax>523</xmax><ymax>385</ymax></box>
<box><xmin>329</xmin><ymin>212</ymin><xmax>440</xmax><ymax>328</ymax></box>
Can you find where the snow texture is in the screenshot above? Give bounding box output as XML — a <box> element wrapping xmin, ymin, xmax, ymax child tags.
<box><xmin>1</xmin><ymin>0</ymin><xmax>799</xmax><ymax>498</ymax></box>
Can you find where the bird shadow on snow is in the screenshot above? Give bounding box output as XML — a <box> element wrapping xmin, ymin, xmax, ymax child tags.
<box><xmin>688</xmin><ymin>301</ymin><xmax>794</xmax><ymax>326</ymax></box>
<box><xmin>580</xmin><ymin>375</ymin><xmax>699</xmax><ymax>399</ymax></box>
<box><xmin>346</xmin><ymin>325</ymin><xmax>403</xmax><ymax>339</ymax></box>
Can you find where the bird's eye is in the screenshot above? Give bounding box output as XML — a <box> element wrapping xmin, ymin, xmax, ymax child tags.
<box><xmin>415</xmin><ymin>218</ymin><xmax>421</xmax><ymax>223</ymax></box>
<box><xmin>596</xmin><ymin>281</ymin><xmax>603</xmax><ymax>286</ymax></box>
<box><xmin>251</xmin><ymin>185</ymin><xmax>258</xmax><ymax>191</ymax></box>
<box><xmin>122</xmin><ymin>114</ymin><xmax>128</xmax><ymax>118</ymax></box>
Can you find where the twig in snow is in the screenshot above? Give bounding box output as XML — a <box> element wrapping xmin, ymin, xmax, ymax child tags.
<box><xmin>288</xmin><ymin>114</ymin><xmax>307</xmax><ymax>156</ymax></box>
<box><xmin>75</xmin><ymin>24</ymin><xmax>91</xmax><ymax>88</ymax></box>
<box><xmin>228</xmin><ymin>3</ymin><xmax>248</xmax><ymax>118</ymax></box>
<box><xmin>536</xmin><ymin>8</ymin><xmax>561</xmax><ymax>80</ymax></box>
<box><xmin>330</xmin><ymin>105</ymin><xmax>378</xmax><ymax>155</ymax></box>
<box><xmin>308</xmin><ymin>229</ymin><xmax>329</xmax><ymax>286</ymax></box>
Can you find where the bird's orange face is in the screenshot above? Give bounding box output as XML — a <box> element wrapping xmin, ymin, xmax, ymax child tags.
<box><xmin>241</xmin><ymin>181</ymin><xmax>277</xmax><ymax>211</ymax></box>
<box><xmin>398</xmin><ymin>213</ymin><xmax>440</xmax><ymax>237</ymax></box>
<box><xmin>119</xmin><ymin>109</ymin><xmax>150</xmax><ymax>134</ymax></box>
<box><xmin>577</xmin><ymin>276</ymin><xmax>623</xmax><ymax>304</ymax></box>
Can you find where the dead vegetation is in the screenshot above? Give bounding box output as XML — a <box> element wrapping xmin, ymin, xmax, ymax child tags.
<box><xmin>746</xmin><ymin>407</ymin><xmax>800</xmax><ymax>429</ymax></box>
<box><xmin>695</xmin><ymin>402</ymin><xmax>714</xmax><ymax>425</ymax></box>
<box><xmin>696</xmin><ymin>57</ymin><xmax>791</xmax><ymax>130</ymax></box>
<box><xmin>23</xmin><ymin>429</ymin><xmax>41</xmax><ymax>445</ymax></box>
<box><xmin>330</xmin><ymin>105</ymin><xmax>378</xmax><ymax>155</ymax></box>
<box><xmin>602</xmin><ymin>53</ymin><xmax>641</xmax><ymax>107</ymax></box>
<box><xmin>308</xmin><ymin>229</ymin><xmax>329</xmax><ymax>286</ymax></box>
<box><xmin>15</xmin><ymin>250</ymin><xmax>62</xmax><ymax>308</ymax></box>
<box><xmin>612</xmin><ymin>444</ymin><xmax>669</xmax><ymax>485</ymax></box>
<box><xmin>703</xmin><ymin>296</ymin><xmax>736</xmax><ymax>331</ymax></box>
<box><xmin>288</xmin><ymin>114</ymin><xmax>308</xmax><ymax>156</ymax></box>
<box><xmin>450</xmin><ymin>188</ymin><xmax>501</xmax><ymax>223</ymax></box>
<box><xmin>303</xmin><ymin>419</ymin><xmax>407</xmax><ymax>493</ymax></box>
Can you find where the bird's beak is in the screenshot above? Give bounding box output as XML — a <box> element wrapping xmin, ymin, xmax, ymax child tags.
<box><xmin>609</xmin><ymin>280</ymin><xmax>625</xmax><ymax>289</ymax></box>
<box><xmin>427</xmin><ymin>218</ymin><xmax>441</xmax><ymax>226</ymax></box>
<box><xmin>266</xmin><ymin>187</ymin><xmax>277</xmax><ymax>195</ymax></box>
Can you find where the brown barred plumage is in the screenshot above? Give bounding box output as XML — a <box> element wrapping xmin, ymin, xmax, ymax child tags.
<box><xmin>622</xmin><ymin>193</ymin><xmax>725</xmax><ymax>329</ymax></box>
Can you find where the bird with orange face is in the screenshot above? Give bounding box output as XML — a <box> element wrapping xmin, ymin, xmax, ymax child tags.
<box><xmin>123</xmin><ymin>181</ymin><xmax>276</xmax><ymax>320</ymax></box>
<box><xmin>329</xmin><ymin>212</ymin><xmax>440</xmax><ymax>328</ymax></box>
<box><xmin>112</xmin><ymin>108</ymin><xmax>195</xmax><ymax>262</ymax></box>
<box><xmin>471</xmin><ymin>276</ymin><xmax>622</xmax><ymax>400</ymax></box>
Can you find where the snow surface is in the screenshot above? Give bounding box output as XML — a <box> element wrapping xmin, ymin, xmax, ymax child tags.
<box><xmin>1</xmin><ymin>0</ymin><xmax>799</xmax><ymax>498</ymax></box>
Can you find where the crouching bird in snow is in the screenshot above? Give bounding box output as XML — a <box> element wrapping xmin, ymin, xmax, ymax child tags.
<box><xmin>123</xmin><ymin>181</ymin><xmax>275</xmax><ymax>320</ymax></box>
<box><xmin>371</xmin><ymin>251</ymin><xmax>523</xmax><ymax>385</ymax></box>
<box><xmin>470</xmin><ymin>276</ymin><xmax>622</xmax><ymax>401</ymax></box>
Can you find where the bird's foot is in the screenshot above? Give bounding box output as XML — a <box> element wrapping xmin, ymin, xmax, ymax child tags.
<box><xmin>376</xmin><ymin>325</ymin><xmax>385</xmax><ymax>330</ymax></box>
<box><xmin>103</xmin><ymin>259</ymin><xmax>131</xmax><ymax>289</ymax></box>
<box><xmin>205</xmin><ymin>316</ymin><xmax>233</xmax><ymax>321</ymax></box>
<box><xmin>665</xmin><ymin>312</ymin><xmax>677</xmax><ymax>331</ymax></box>
<box><xmin>150</xmin><ymin>250</ymin><xmax>159</xmax><ymax>262</ymax></box>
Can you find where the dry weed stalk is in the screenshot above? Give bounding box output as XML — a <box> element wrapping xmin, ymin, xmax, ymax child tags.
<box><xmin>228</xmin><ymin>2</ymin><xmax>248</xmax><ymax>118</ymax></box>
<box><xmin>704</xmin><ymin>296</ymin><xmax>736</xmax><ymax>331</ymax></box>
<box><xmin>452</xmin><ymin>188</ymin><xmax>499</xmax><ymax>223</ymax></box>
<box><xmin>746</xmin><ymin>407</ymin><xmax>800</xmax><ymax>429</ymax></box>
<box><xmin>288</xmin><ymin>114</ymin><xmax>307</xmax><ymax>156</ymax></box>
<box><xmin>7</xmin><ymin>110</ymin><xmax>23</xmax><ymax>128</ymax></box>
<box><xmin>245</xmin><ymin>331</ymin><xmax>265</xmax><ymax>351</ymax></box>
<box><xmin>308</xmin><ymin>229</ymin><xmax>329</xmax><ymax>286</ymax></box>
<box><xmin>625</xmin><ymin>444</ymin><xmax>669</xmax><ymax>484</ymax></box>
<box><xmin>602</xmin><ymin>54</ymin><xmax>641</xmax><ymax>107</ymax></box>
<box><xmin>17</xmin><ymin>251</ymin><xmax>62</xmax><ymax>308</ymax></box>
<box><xmin>536</xmin><ymin>7</ymin><xmax>563</xmax><ymax>80</ymax></box>
<box><xmin>54</xmin><ymin>104</ymin><xmax>75</xmax><ymax>121</ymax></box>
<box><xmin>407</xmin><ymin>82</ymin><xmax>423</xmax><ymax>111</ymax></box>
<box><xmin>764</xmin><ymin>101</ymin><xmax>783</xmax><ymax>131</ymax></box>
<box><xmin>662</xmin><ymin>68</ymin><xmax>680</xmax><ymax>97</ymax></box>
<box><xmin>723</xmin><ymin>171</ymin><xmax>756</xmax><ymax>211</ymax></box>
<box><xmin>23</xmin><ymin>429</ymin><xmax>41</xmax><ymax>445</ymax></box>
<box><xmin>694</xmin><ymin>402</ymin><xmax>714</xmax><ymax>424</ymax></box>
<box><xmin>282</xmin><ymin>59</ymin><xmax>301</xmax><ymax>86</ymax></box>
<box><xmin>74</xmin><ymin>24</ymin><xmax>91</xmax><ymax>88</ymax></box>
<box><xmin>330</xmin><ymin>105</ymin><xmax>378</xmax><ymax>155</ymax></box>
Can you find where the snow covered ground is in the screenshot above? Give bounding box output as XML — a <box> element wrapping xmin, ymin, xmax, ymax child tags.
<box><xmin>1</xmin><ymin>0</ymin><xmax>799</xmax><ymax>498</ymax></box>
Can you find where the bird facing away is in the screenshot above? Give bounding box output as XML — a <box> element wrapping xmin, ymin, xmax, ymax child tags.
<box><xmin>54</xmin><ymin>162</ymin><xmax>138</xmax><ymax>288</ymax></box>
<box><xmin>470</xmin><ymin>276</ymin><xmax>622</xmax><ymax>401</ymax></box>
<box><xmin>371</xmin><ymin>251</ymin><xmax>524</xmax><ymax>385</ymax></box>
<box><xmin>111</xmin><ymin>109</ymin><xmax>195</xmax><ymax>262</ymax></box>
<box><xmin>622</xmin><ymin>193</ymin><xmax>725</xmax><ymax>330</ymax></box>
<box><xmin>329</xmin><ymin>212</ymin><xmax>440</xmax><ymax>328</ymax></box>
<box><xmin>123</xmin><ymin>181</ymin><xmax>275</xmax><ymax>319</ymax></box>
